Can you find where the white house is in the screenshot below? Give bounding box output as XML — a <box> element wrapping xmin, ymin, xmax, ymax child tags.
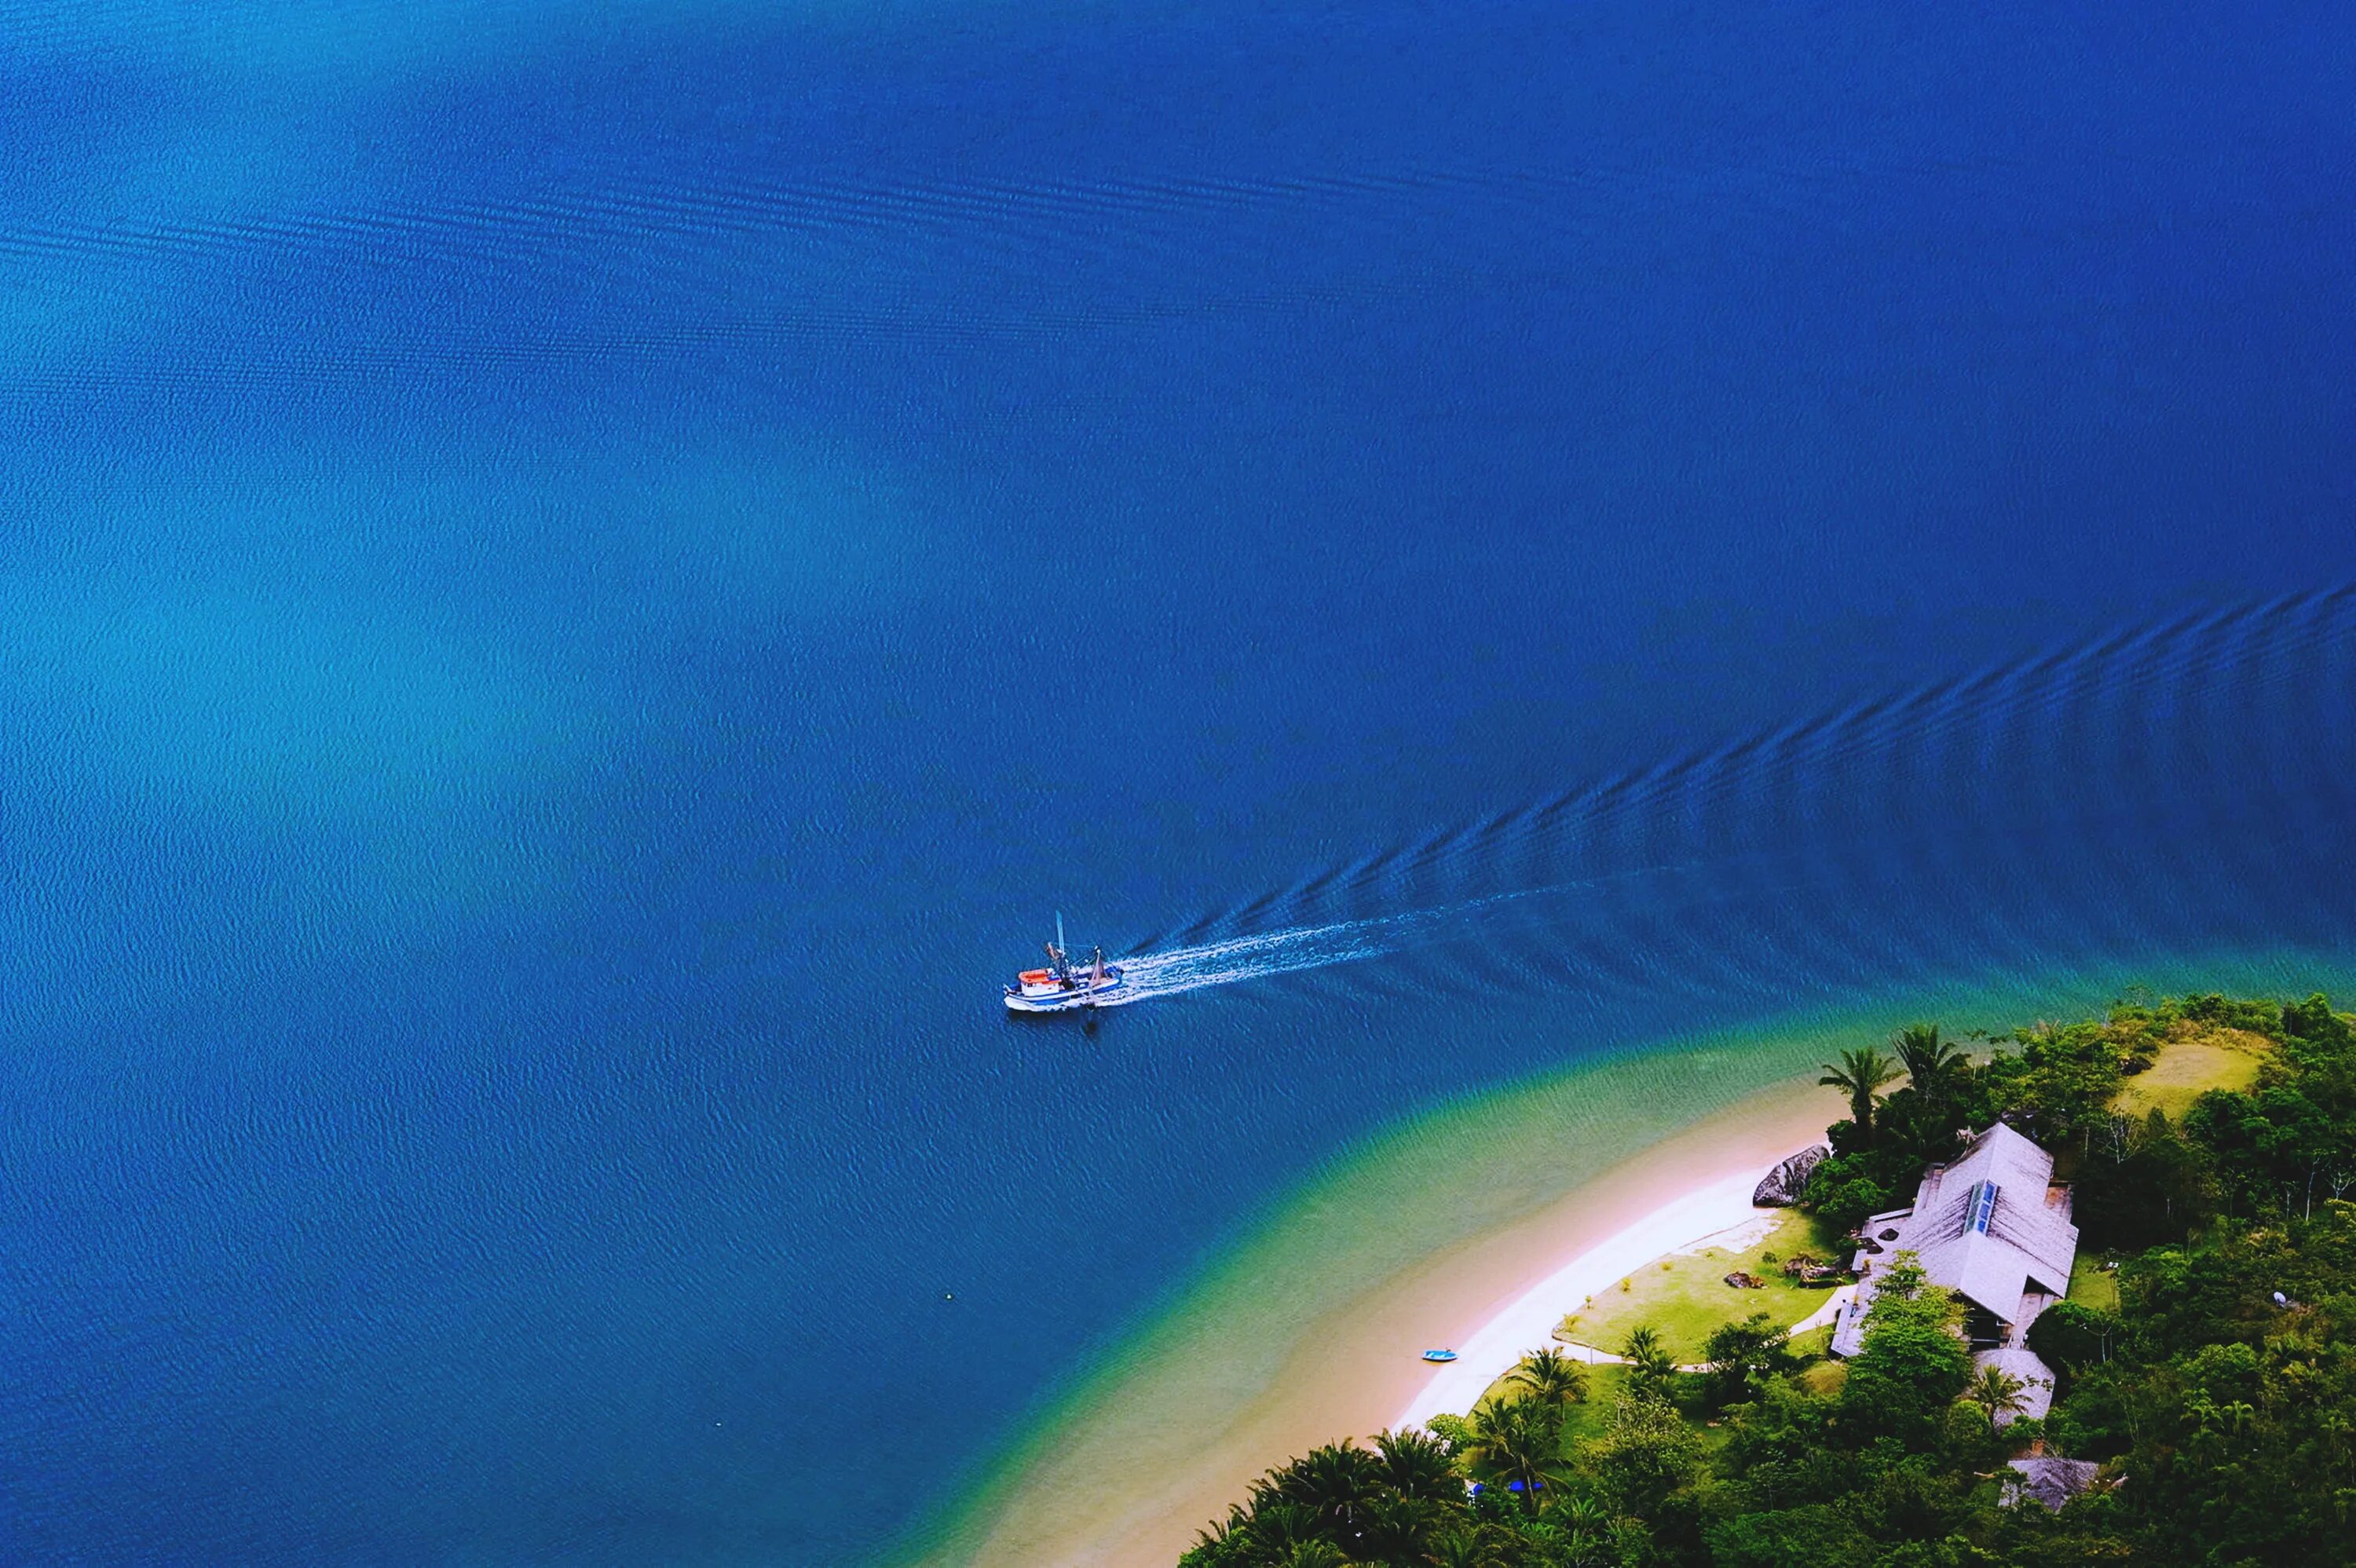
<box><xmin>1828</xmin><ymin>1122</ymin><xmax>2079</xmax><ymax>1420</ymax></box>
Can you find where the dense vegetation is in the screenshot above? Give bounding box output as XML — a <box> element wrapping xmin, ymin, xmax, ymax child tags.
<box><xmin>1176</xmin><ymin>993</ymin><xmax>2356</xmax><ymax>1567</ymax></box>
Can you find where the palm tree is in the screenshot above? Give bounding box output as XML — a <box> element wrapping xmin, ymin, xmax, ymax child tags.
<box><xmin>1277</xmin><ymin>1541</ymin><xmax>1348</xmax><ymax>1568</ymax></box>
<box><xmin>1563</xmin><ymin>1526</ymin><xmax>1612</xmax><ymax>1568</ymax></box>
<box><xmin>1963</xmin><ymin>1361</ymin><xmax>2032</xmax><ymax>1431</ymax></box>
<box><xmin>1893</xmin><ymin>1022</ymin><xmax>1966</xmax><ymax>1099</ymax></box>
<box><xmin>1369</xmin><ymin>1427</ymin><xmax>1460</xmax><ymax>1503</ymax></box>
<box><xmin>1620</xmin><ymin>1325</ymin><xmax>1676</xmax><ymax>1391</ymax></box>
<box><xmin>1468</xmin><ymin>1399</ymin><xmax>1560</xmax><ymax>1506</ymax></box>
<box><xmin>1351</xmin><ymin>1492</ymin><xmax>1438</xmax><ymax>1566</ymax></box>
<box><xmin>1270</xmin><ymin>1442</ymin><xmax>1378</xmax><ymax>1533</ymax></box>
<box><xmin>1549</xmin><ymin>1500</ymin><xmax>1615</xmax><ymax>1568</ymax></box>
<box><xmin>1509</xmin><ymin>1346</ymin><xmax>1589</xmax><ymax>1409</ymax></box>
<box><xmin>1244</xmin><ymin>1501</ymin><xmax>1321</xmax><ymax>1557</ymax></box>
<box><xmin>1546</xmin><ymin>1489</ymin><xmax>1612</xmax><ymax>1566</ymax></box>
<box><xmin>1190</xmin><ymin>1508</ymin><xmax>1248</xmax><ymax>1557</ymax></box>
<box><xmin>1820</xmin><ymin>1045</ymin><xmax>1902</xmax><ymax>1142</ymax></box>
<box><xmin>1427</xmin><ymin>1528</ymin><xmax>1502</xmax><ymax>1568</ymax></box>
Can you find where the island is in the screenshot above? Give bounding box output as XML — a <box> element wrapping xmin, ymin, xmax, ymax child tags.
<box><xmin>1175</xmin><ymin>992</ymin><xmax>2355</xmax><ymax>1566</ymax></box>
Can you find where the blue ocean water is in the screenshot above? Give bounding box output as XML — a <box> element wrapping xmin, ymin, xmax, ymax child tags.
<box><xmin>2</xmin><ymin>2</ymin><xmax>2353</xmax><ymax>1562</ymax></box>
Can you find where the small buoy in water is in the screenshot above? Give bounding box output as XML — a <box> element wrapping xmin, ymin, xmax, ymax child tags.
<box><xmin>945</xmin><ymin>1292</ymin><xmax>955</xmax><ymax>1301</ymax></box>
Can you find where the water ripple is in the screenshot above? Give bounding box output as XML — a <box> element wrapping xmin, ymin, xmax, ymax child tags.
<box><xmin>1110</xmin><ymin>589</ymin><xmax>2356</xmax><ymax>1007</ymax></box>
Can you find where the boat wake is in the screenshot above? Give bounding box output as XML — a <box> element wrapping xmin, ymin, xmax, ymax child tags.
<box><xmin>1107</xmin><ymin>912</ymin><xmax>1419</xmax><ymax>1003</ymax></box>
<box><xmin>1089</xmin><ymin>587</ymin><xmax>2356</xmax><ymax>1014</ymax></box>
<box><xmin>1103</xmin><ymin>868</ymin><xmax>1737</xmax><ymax>1004</ymax></box>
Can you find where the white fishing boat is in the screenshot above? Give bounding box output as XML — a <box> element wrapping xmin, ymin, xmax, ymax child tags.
<box><xmin>1004</xmin><ymin>915</ymin><xmax>1125</xmax><ymax>1012</ymax></box>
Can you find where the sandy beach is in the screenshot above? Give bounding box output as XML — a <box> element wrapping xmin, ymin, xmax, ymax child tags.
<box><xmin>945</xmin><ymin>1073</ymin><xmax>1833</xmax><ymax>1568</ymax></box>
<box><xmin>1393</xmin><ymin>1166</ymin><xmax>1784</xmax><ymax>1427</ymax></box>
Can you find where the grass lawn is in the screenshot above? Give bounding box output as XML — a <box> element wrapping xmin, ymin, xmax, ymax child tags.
<box><xmin>1469</xmin><ymin>1361</ymin><xmax>1635</xmax><ymax>1442</ymax></box>
<box><xmin>1474</xmin><ymin>1354</ymin><xmax>1617</xmax><ymax>1420</ymax></box>
<box><xmin>1480</xmin><ymin>1362</ymin><xmax>1747</xmax><ymax>1458</ymax></box>
<box><xmin>2069</xmin><ymin>1252</ymin><xmax>2121</xmax><ymax>1312</ymax></box>
<box><xmin>1556</xmin><ymin>1364</ymin><xmax>1630</xmax><ymax>1445</ymax></box>
<box><xmin>1472</xmin><ymin>1331</ymin><xmax>1841</xmax><ymax>1468</ymax></box>
<box><xmin>1555</xmin><ymin>1207</ymin><xmax>1850</xmax><ymax>1364</ymax></box>
<box><xmin>2112</xmin><ymin>1024</ymin><xmax>2270</xmax><ymax>1119</ymax></box>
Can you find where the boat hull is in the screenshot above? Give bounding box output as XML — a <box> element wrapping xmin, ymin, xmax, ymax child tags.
<box><xmin>1004</xmin><ymin>967</ymin><xmax>1125</xmax><ymax>1012</ymax></box>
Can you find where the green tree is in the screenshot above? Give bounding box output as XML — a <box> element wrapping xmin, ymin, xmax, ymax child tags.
<box><xmin>1424</xmin><ymin>1527</ymin><xmax>1500</xmax><ymax>1568</ymax></box>
<box><xmin>2023</xmin><ymin>1298</ymin><xmax>2121</xmax><ymax>1374</ymax></box>
<box><xmin>1249</xmin><ymin>1503</ymin><xmax>1323</xmax><ymax>1558</ymax></box>
<box><xmin>1194</xmin><ymin>1499</ymin><xmax>1324</xmax><ymax>1566</ymax></box>
<box><xmin>1702</xmin><ymin>1311</ymin><xmax>1797</xmax><ymax>1407</ymax></box>
<box><xmin>1705</xmin><ymin>1502</ymin><xmax>1875</xmax><ymax>1568</ymax></box>
<box><xmin>1798</xmin><ymin>1155</ymin><xmax>1897</xmax><ymax>1236</ymax></box>
<box><xmin>1180</xmin><ymin>1508</ymin><xmax>1253</xmax><ymax>1568</ymax></box>
<box><xmin>1893</xmin><ymin>1022</ymin><xmax>1966</xmax><ymax>1100</ymax></box>
<box><xmin>1620</xmin><ymin>1325</ymin><xmax>1677</xmax><ymax>1397</ymax></box>
<box><xmin>1350</xmin><ymin>1491</ymin><xmax>1440</xmax><ymax>1566</ymax></box>
<box><xmin>1467</xmin><ymin>1398</ymin><xmax>1560</xmax><ymax>1507</ymax></box>
<box><xmin>1841</xmin><ymin>1254</ymin><xmax>1970</xmax><ymax>1440</ymax></box>
<box><xmin>2186</xmin><ymin>1080</ymin><xmax>2356</xmax><ymax>1222</ymax></box>
<box><xmin>1979</xmin><ymin>1020</ymin><xmax>2130</xmax><ymax>1150</ymax></box>
<box><xmin>1820</xmin><ymin>1047</ymin><xmax>1902</xmax><ymax>1144</ymax></box>
<box><xmin>2074</xmin><ymin>1108</ymin><xmax>2215</xmax><ymax>1248</ymax></box>
<box><xmin>2282</xmin><ymin>991</ymin><xmax>2354</xmax><ymax>1054</ymax></box>
<box><xmin>1509</xmin><ymin>1346</ymin><xmax>1589</xmax><ymax>1409</ymax></box>
<box><xmin>1579</xmin><ymin>1392</ymin><xmax>1701</xmax><ymax>1517</ymax></box>
<box><xmin>1181</xmin><ymin>998</ymin><xmax>2356</xmax><ymax>1568</ymax></box>
<box><xmin>1275</xmin><ymin>1542</ymin><xmax>1347</xmax><ymax>1568</ymax></box>
<box><xmin>1263</xmin><ymin>1442</ymin><xmax>1378</xmax><ymax>1536</ymax></box>
<box><xmin>1421</xmin><ymin>1412</ymin><xmax>1474</xmax><ymax>1456</ymax></box>
<box><xmin>1962</xmin><ymin>1361</ymin><xmax>2032</xmax><ymax>1431</ymax></box>
<box><xmin>1369</xmin><ymin>1427</ymin><xmax>1460</xmax><ymax>1503</ymax></box>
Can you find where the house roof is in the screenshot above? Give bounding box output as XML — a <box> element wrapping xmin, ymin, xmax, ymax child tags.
<box><xmin>1831</xmin><ymin>1124</ymin><xmax>2083</xmax><ymax>1361</ymax></box>
<box><xmin>1974</xmin><ymin>1347</ymin><xmax>2057</xmax><ymax>1422</ymax></box>
<box><xmin>1908</xmin><ymin>1124</ymin><xmax>2078</xmax><ymax>1320</ymax></box>
<box><xmin>2004</xmin><ymin>1457</ymin><xmax>2103</xmax><ymax>1511</ymax></box>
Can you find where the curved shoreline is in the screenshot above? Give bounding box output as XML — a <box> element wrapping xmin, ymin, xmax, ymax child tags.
<box><xmin>1393</xmin><ymin>1164</ymin><xmax>1783</xmax><ymax>1430</ymax></box>
<box><xmin>907</xmin><ymin>952</ymin><xmax>2356</xmax><ymax>1568</ymax></box>
<box><xmin>932</xmin><ymin>1075</ymin><xmax>1833</xmax><ymax>1568</ymax></box>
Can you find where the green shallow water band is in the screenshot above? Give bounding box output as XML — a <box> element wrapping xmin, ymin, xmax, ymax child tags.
<box><xmin>905</xmin><ymin>945</ymin><xmax>2356</xmax><ymax>1565</ymax></box>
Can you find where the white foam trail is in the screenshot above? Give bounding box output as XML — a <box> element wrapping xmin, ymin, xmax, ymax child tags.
<box><xmin>1105</xmin><ymin>919</ymin><xmax>1403</xmax><ymax>1003</ymax></box>
<box><xmin>1105</xmin><ymin>882</ymin><xmax>1622</xmax><ymax>1003</ymax></box>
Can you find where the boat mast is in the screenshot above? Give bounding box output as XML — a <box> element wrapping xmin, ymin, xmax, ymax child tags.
<box><xmin>1046</xmin><ymin>911</ymin><xmax>1070</xmax><ymax>985</ymax></box>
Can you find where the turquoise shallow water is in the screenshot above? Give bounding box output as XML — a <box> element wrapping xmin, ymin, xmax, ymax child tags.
<box><xmin>922</xmin><ymin>945</ymin><xmax>2356</xmax><ymax>1564</ymax></box>
<box><xmin>2</xmin><ymin>3</ymin><xmax>2353</xmax><ymax>1563</ymax></box>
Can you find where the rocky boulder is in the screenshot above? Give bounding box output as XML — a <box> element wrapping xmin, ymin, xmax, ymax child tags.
<box><xmin>1752</xmin><ymin>1144</ymin><xmax>1829</xmax><ymax>1207</ymax></box>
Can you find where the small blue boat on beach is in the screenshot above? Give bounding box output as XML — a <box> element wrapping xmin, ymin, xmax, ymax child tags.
<box><xmin>1421</xmin><ymin>1348</ymin><xmax>1458</xmax><ymax>1362</ymax></box>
